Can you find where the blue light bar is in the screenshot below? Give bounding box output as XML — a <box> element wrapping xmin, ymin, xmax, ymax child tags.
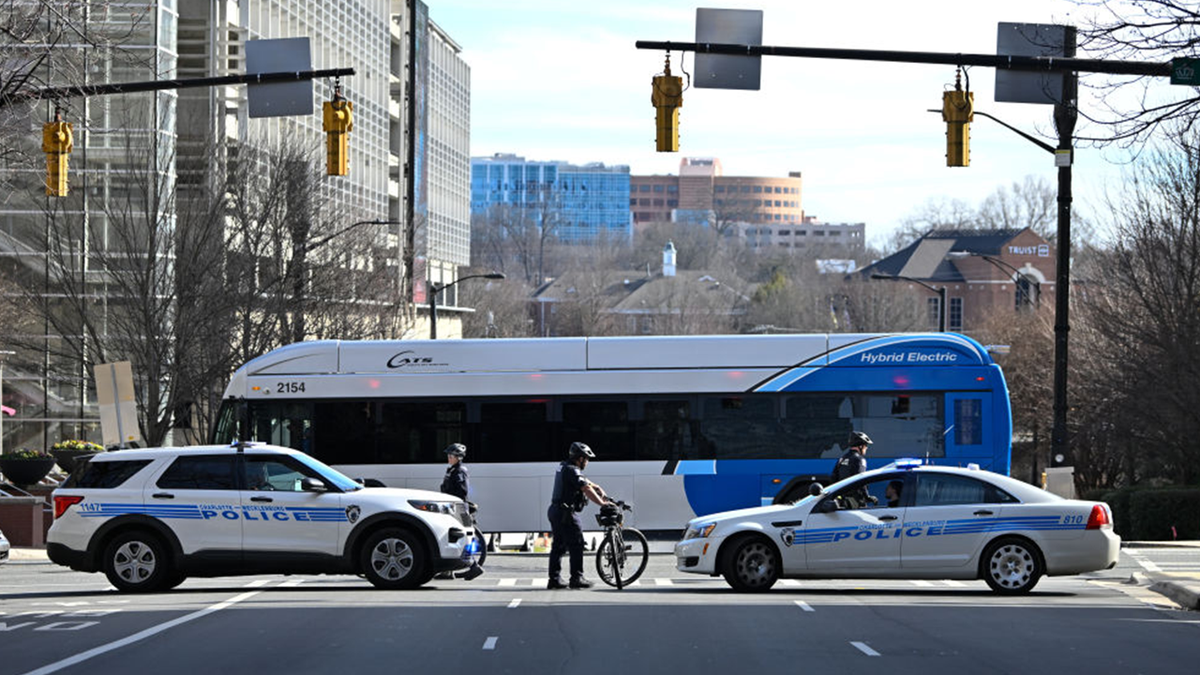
<box><xmin>894</xmin><ymin>458</ymin><xmax>923</xmax><ymax>470</ymax></box>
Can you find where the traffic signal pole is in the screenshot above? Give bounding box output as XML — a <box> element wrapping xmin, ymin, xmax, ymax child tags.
<box><xmin>636</xmin><ymin>36</ymin><xmax>1173</xmax><ymax>474</ymax></box>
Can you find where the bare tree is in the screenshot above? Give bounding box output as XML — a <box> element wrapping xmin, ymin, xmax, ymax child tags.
<box><xmin>1072</xmin><ymin>0</ymin><xmax>1200</xmax><ymax>147</ymax></box>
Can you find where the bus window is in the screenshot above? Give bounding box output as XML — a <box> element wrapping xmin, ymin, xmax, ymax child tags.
<box><xmin>248</xmin><ymin>402</ymin><xmax>314</xmax><ymax>453</ymax></box>
<box><xmin>377</xmin><ymin>401</ymin><xmax>466</xmax><ymax>464</ymax></box>
<box><xmin>311</xmin><ymin>401</ymin><xmax>375</xmax><ymax>464</ymax></box>
<box><xmin>857</xmin><ymin>394</ymin><xmax>944</xmax><ymax>458</ymax></box>
<box><xmin>476</xmin><ymin>401</ymin><xmax>552</xmax><ymax>463</ymax></box>
<box><xmin>635</xmin><ymin>400</ymin><xmax>696</xmax><ymax>460</ymax></box>
<box><xmin>780</xmin><ymin>395</ymin><xmax>854</xmax><ymax>459</ymax></box>
<box><xmin>954</xmin><ymin>398</ymin><xmax>983</xmax><ymax>446</ymax></box>
<box><xmin>562</xmin><ymin>400</ymin><xmax>633</xmax><ymax>461</ymax></box>
<box><xmin>698</xmin><ymin>396</ymin><xmax>781</xmax><ymax>459</ymax></box>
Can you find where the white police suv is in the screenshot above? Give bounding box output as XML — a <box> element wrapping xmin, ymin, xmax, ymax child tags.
<box><xmin>47</xmin><ymin>443</ymin><xmax>480</xmax><ymax>592</ymax></box>
<box><xmin>676</xmin><ymin>461</ymin><xmax>1120</xmax><ymax>594</ymax></box>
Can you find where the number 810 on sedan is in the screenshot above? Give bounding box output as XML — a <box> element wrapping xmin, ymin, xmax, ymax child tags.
<box><xmin>675</xmin><ymin>462</ymin><xmax>1119</xmax><ymax>594</ymax></box>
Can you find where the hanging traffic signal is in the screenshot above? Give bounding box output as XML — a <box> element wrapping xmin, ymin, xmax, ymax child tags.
<box><xmin>42</xmin><ymin>113</ymin><xmax>74</xmax><ymax>196</ymax></box>
<box><xmin>652</xmin><ymin>57</ymin><xmax>683</xmax><ymax>152</ymax></box>
<box><xmin>942</xmin><ymin>72</ymin><xmax>973</xmax><ymax>167</ymax></box>
<box><xmin>323</xmin><ymin>86</ymin><xmax>353</xmax><ymax>176</ymax></box>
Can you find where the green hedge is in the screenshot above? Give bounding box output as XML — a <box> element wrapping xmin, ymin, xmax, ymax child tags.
<box><xmin>1100</xmin><ymin>487</ymin><xmax>1200</xmax><ymax>540</ymax></box>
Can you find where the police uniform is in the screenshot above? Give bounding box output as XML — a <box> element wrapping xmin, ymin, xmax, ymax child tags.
<box><xmin>547</xmin><ymin>459</ymin><xmax>588</xmax><ymax>584</ymax></box>
<box><xmin>832</xmin><ymin>448</ymin><xmax>868</xmax><ymax>508</ymax></box>
<box><xmin>441</xmin><ymin>462</ymin><xmax>469</xmax><ymax>500</ymax></box>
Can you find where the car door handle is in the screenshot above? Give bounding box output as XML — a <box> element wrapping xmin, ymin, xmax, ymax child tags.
<box><xmin>878</xmin><ymin>515</ymin><xmax>898</xmax><ymax>521</ymax></box>
<box><xmin>152</xmin><ymin>493</ymin><xmax>174</xmax><ymax>499</ymax></box>
<box><xmin>973</xmin><ymin>510</ymin><xmax>994</xmax><ymax>516</ymax></box>
<box><xmin>250</xmin><ymin>496</ymin><xmax>273</xmax><ymax>503</ymax></box>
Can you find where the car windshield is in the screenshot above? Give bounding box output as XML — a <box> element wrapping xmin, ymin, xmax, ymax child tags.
<box><xmin>291</xmin><ymin>452</ymin><xmax>362</xmax><ymax>492</ymax></box>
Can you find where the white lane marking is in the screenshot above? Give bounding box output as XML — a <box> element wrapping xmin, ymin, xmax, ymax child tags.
<box><xmin>507</xmin><ymin>599</ymin><xmax>521</xmax><ymax>609</ymax></box>
<box><xmin>655</xmin><ymin>578</ymin><xmax>673</xmax><ymax>587</ymax></box>
<box><xmin>911</xmin><ymin>580</ymin><xmax>934</xmax><ymax>587</ymax></box>
<box><xmin>780</xmin><ymin>579</ymin><xmax>800</xmax><ymax>587</ymax></box>
<box><xmin>18</xmin><ymin>590</ymin><xmax>261</xmax><ymax>675</ymax></box>
<box><xmin>1129</xmin><ymin>553</ymin><xmax>1162</xmax><ymax>573</ymax></box>
<box><xmin>483</xmin><ymin>636</ymin><xmax>498</xmax><ymax>650</ymax></box>
<box><xmin>244</xmin><ymin>580</ymin><xmax>270</xmax><ymax>588</ymax></box>
<box><xmin>279</xmin><ymin>580</ymin><xmax>304</xmax><ymax>588</ymax></box>
<box><xmin>943</xmin><ymin>580</ymin><xmax>965</xmax><ymax>587</ymax></box>
<box><xmin>794</xmin><ymin>601</ymin><xmax>815</xmax><ymax>612</ymax></box>
<box><xmin>498</xmin><ymin>578</ymin><xmax>517</xmax><ymax>587</ymax></box>
<box><xmin>851</xmin><ymin>641</ymin><xmax>881</xmax><ymax>656</ymax></box>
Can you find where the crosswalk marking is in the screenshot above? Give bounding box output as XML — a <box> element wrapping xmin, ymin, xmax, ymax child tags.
<box><xmin>498</xmin><ymin>578</ymin><xmax>517</xmax><ymax>587</ymax></box>
<box><xmin>794</xmin><ymin>601</ymin><xmax>815</xmax><ymax>612</ymax></box>
<box><xmin>655</xmin><ymin>578</ymin><xmax>673</xmax><ymax>587</ymax></box>
<box><xmin>911</xmin><ymin>580</ymin><xmax>934</xmax><ymax>587</ymax></box>
<box><xmin>507</xmin><ymin>599</ymin><xmax>521</xmax><ymax>608</ymax></box>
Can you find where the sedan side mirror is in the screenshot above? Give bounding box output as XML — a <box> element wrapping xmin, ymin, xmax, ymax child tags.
<box><xmin>808</xmin><ymin>482</ymin><xmax>824</xmax><ymax>497</ymax></box>
<box><xmin>814</xmin><ymin>499</ymin><xmax>838</xmax><ymax>514</ymax></box>
<box><xmin>301</xmin><ymin>477</ymin><xmax>328</xmax><ymax>492</ymax></box>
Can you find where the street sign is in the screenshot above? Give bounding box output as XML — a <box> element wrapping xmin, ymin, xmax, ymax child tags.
<box><xmin>246</xmin><ymin>37</ymin><xmax>314</xmax><ymax>118</ymax></box>
<box><xmin>694</xmin><ymin>8</ymin><xmax>762</xmax><ymax>90</ymax></box>
<box><xmin>1171</xmin><ymin>57</ymin><xmax>1200</xmax><ymax>85</ymax></box>
<box><xmin>94</xmin><ymin>361</ymin><xmax>141</xmax><ymax>448</ymax></box>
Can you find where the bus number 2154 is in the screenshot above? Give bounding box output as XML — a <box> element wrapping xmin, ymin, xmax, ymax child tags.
<box><xmin>276</xmin><ymin>382</ymin><xmax>306</xmax><ymax>394</ymax></box>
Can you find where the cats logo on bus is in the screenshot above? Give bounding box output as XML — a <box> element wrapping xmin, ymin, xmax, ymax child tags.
<box><xmin>387</xmin><ymin>350</ymin><xmax>433</xmax><ymax>368</ymax></box>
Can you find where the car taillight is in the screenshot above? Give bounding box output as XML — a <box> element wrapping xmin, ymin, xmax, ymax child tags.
<box><xmin>1085</xmin><ymin>504</ymin><xmax>1110</xmax><ymax>530</ymax></box>
<box><xmin>54</xmin><ymin>495</ymin><xmax>84</xmax><ymax>519</ymax></box>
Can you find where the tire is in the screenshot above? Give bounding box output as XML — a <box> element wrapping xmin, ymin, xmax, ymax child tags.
<box><xmin>981</xmin><ymin>537</ymin><xmax>1044</xmax><ymax>595</ymax></box>
<box><xmin>163</xmin><ymin>571</ymin><xmax>188</xmax><ymax>590</ymax></box>
<box><xmin>361</xmin><ymin>528</ymin><xmax>428</xmax><ymax>590</ymax></box>
<box><xmin>722</xmin><ymin>536</ymin><xmax>780</xmax><ymax>593</ymax></box>
<box><xmin>595</xmin><ymin>528</ymin><xmax>650</xmax><ymax>588</ymax></box>
<box><xmin>473</xmin><ymin>527</ymin><xmax>488</xmax><ymax>567</ymax></box>
<box><xmin>102</xmin><ymin>530</ymin><xmax>173</xmax><ymax>593</ymax></box>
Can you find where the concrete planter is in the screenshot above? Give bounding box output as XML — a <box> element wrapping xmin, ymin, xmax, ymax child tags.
<box><xmin>0</xmin><ymin>457</ymin><xmax>56</xmax><ymax>487</ymax></box>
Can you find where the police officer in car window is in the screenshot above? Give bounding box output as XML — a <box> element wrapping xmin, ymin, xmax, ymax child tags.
<box><xmin>439</xmin><ymin>443</ymin><xmax>483</xmax><ymax>580</ymax></box>
<box><xmin>832</xmin><ymin>431</ymin><xmax>872</xmax><ymax>508</ymax></box>
<box><xmin>547</xmin><ymin>442</ymin><xmax>609</xmax><ymax>590</ymax></box>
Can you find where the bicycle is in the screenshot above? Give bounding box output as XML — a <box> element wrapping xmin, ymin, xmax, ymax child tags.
<box><xmin>594</xmin><ymin>499</ymin><xmax>649</xmax><ymax>589</ymax></box>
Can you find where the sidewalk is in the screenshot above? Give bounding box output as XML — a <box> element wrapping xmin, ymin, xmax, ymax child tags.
<box><xmin>5</xmin><ymin>547</ymin><xmax>50</xmax><ymax>563</ymax></box>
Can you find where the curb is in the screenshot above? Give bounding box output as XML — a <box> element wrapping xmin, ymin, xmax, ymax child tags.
<box><xmin>1122</xmin><ymin>541</ymin><xmax>1200</xmax><ymax>549</ymax></box>
<box><xmin>1149</xmin><ymin>581</ymin><xmax>1200</xmax><ymax>610</ymax></box>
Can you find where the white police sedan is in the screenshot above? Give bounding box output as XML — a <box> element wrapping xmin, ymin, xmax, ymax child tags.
<box><xmin>675</xmin><ymin>461</ymin><xmax>1120</xmax><ymax>594</ymax></box>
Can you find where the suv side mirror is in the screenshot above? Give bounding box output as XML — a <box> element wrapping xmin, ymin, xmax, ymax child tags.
<box><xmin>808</xmin><ymin>482</ymin><xmax>824</xmax><ymax>497</ymax></box>
<box><xmin>301</xmin><ymin>477</ymin><xmax>328</xmax><ymax>492</ymax></box>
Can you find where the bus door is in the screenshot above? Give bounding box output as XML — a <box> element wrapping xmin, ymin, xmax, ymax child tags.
<box><xmin>943</xmin><ymin>393</ymin><xmax>992</xmax><ymax>466</ymax></box>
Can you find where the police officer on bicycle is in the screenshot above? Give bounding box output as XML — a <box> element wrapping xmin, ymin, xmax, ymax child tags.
<box><xmin>547</xmin><ymin>441</ymin><xmax>609</xmax><ymax>589</ymax></box>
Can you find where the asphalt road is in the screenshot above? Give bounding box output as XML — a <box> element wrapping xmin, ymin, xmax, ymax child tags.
<box><xmin>1</xmin><ymin>547</ymin><xmax>1198</xmax><ymax>675</ymax></box>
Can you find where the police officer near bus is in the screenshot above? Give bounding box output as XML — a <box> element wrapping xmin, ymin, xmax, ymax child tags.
<box><xmin>440</xmin><ymin>443</ymin><xmax>483</xmax><ymax>580</ymax></box>
<box><xmin>832</xmin><ymin>431</ymin><xmax>872</xmax><ymax>508</ymax></box>
<box><xmin>547</xmin><ymin>441</ymin><xmax>609</xmax><ymax>589</ymax></box>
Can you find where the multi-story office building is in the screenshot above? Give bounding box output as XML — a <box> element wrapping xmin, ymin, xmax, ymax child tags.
<box><xmin>470</xmin><ymin>154</ymin><xmax>633</xmax><ymax>244</ymax></box>
<box><xmin>741</xmin><ymin>218</ymin><xmax>866</xmax><ymax>253</ymax></box>
<box><xmin>0</xmin><ymin>1</ymin><xmax>471</xmax><ymax>450</ymax></box>
<box><xmin>0</xmin><ymin>3</ymin><xmax>182</xmax><ymax>450</ymax></box>
<box><xmin>630</xmin><ymin>157</ymin><xmax>804</xmax><ymax>229</ymax></box>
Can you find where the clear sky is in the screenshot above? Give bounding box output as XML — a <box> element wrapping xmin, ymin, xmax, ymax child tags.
<box><xmin>430</xmin><ymin>0</ymin><xmax>1143</xmax><ymax>245</ymax></box>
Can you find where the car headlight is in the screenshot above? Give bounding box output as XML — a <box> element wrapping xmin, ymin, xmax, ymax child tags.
<box><xmin>408</xmin><ymin>500</ymin><xmax>457</xmax><ymax>515</ymax></box>
<box><xmin>684</xmin><ymin>522</ymin><xmax>718</xmax><ymax>540</ymax></box>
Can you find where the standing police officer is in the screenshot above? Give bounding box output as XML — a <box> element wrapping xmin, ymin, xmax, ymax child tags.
<box><xmin>440</xmin><ymin>443</ymin><xmax>483</xmax><ymax>580</ymax></box>
<box><xmin>547</xmin><ymin>441</ymin><xmax>608</xmax><ymax>589</ymax></box>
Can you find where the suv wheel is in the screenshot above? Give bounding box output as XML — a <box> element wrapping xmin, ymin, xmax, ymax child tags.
<box><xmin>361</xmin><ymin>528</ymin><xmax>427</xmax><ymax>590</ymax></box>
<box><xmin>103</xmin><ymin>530</ymin><xmax>172</xmax><ymax>593</ymax></box>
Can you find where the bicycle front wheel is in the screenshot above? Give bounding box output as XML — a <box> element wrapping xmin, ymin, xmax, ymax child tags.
<box><xmin>595</xmin><ymin>528</ymin><xmax>649</xmax><ymax>588</ymax></box>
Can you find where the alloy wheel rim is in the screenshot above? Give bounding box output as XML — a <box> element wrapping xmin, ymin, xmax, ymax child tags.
<box><xmin>371</xmin><ymin>538</ymin><xmax>414</xmax><ymax>580</ymax></box>
<box><xmin>990</xmin><ymin>544</ymin><xmax>1034</xmax><ymax>588</ymax></box>
<box><xmin>114</xmin><ymin>541</ymin><xmax>156</xmax><ymax>584</ymax></box>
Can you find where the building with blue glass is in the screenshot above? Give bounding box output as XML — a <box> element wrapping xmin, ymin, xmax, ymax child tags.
<box><xmin>471</xmin><ymin>154</ymin><xmax>632</xmax><ymax>243</ymax></box>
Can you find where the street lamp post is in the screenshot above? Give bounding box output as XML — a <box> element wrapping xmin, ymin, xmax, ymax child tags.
<box><xmin>947</xmin><ymin>252</ymin><xmax>1041</xmax><ymax>309</ymax></box>
<box><xmin>870</xmin><ymin>273</ymin><xmax>946</xmax><ymax>332</ymax></box>
<box><xmin>429</xmin><ymin>272</ymin><xmax>506</xmax><ymax>339</ymax></box>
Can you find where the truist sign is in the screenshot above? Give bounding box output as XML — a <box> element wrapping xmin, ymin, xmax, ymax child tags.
<box><xmin>1007</xmin><ymin>244</ymin><xmax>1050</xmax><ymax>257</ymax></box>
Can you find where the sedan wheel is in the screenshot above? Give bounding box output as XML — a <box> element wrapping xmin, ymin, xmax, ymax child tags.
<box><xmin>723</xmin><ymin>537</ymin><xmax>779</xmax><ymax>592</ymax></box>
<box><xmin>982</xmin><ymin>538</ymin><xmax>1043</xmax><ymax>594</ymax></box>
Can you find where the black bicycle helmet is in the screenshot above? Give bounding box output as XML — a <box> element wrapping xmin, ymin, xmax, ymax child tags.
<box><xmin>444</xmin><ymin>443</ymin><xmax>467</xmax><ymax>458</ymax></box>
<box><xmin>848</xmin><ymin>431</ymin><xmax>873</xmax><ymax>447</ymax></box>
<box><xmin>568</xmin><ymin>441</ymin><xmax>595</xmax><ymax>460</ymax></box>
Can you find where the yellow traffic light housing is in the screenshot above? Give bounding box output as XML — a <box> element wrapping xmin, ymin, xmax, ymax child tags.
<box><xmin>323</xmin><ymin>86</ymin><xmax>353</xmax><ymax>176</ymax></box>
<box><xmin>942</xmin><ymin>72</ymin><xmax>973</xmax><ymax>167</ymax></box>
<box><xmin>652</xmin><ymin>57</ymin><xmax>683</xmax><ymax>153</ymax></box>
<box><xmin>42</xmin><ymin>113</ymin><xmax>74</xmax><ymax>197</ymax></box>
